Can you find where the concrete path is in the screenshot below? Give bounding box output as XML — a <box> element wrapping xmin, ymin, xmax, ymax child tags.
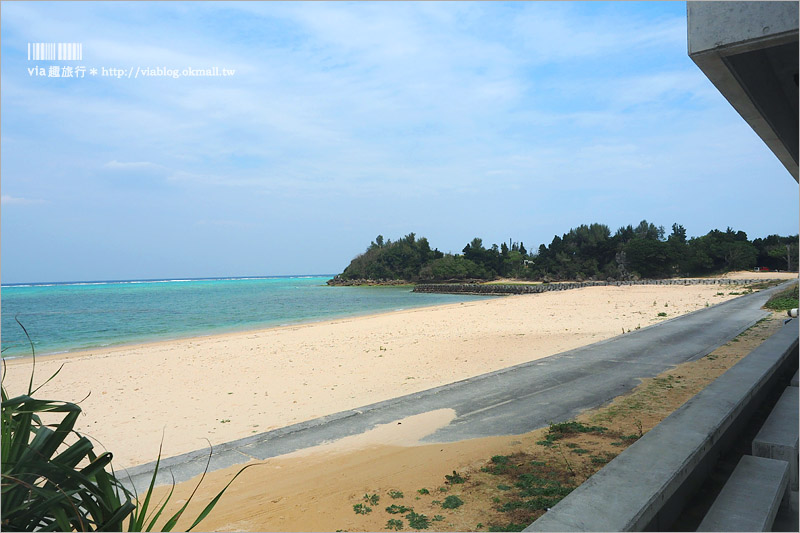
<box><xmin>122</xmin><ymin>281</ymin><xmax>793</xmax><ymax>494</ymax></box>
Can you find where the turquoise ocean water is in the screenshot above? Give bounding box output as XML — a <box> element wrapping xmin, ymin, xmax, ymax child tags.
<box><xmin>1</xmin><ymin>276</ymin><xmax>490</xmax><ymax>358</ymax></box>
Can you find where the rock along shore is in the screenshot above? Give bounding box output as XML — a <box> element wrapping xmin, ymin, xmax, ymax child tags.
<box><xmin>413</xmin><ymin>278</ymin><xmax>770</xmax><ymax>295</ymax></box>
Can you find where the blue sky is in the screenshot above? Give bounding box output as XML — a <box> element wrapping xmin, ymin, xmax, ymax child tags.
<box><xmin>2</xmin><ymin>1</ymin><xmax>797</xmax><ymax>283</ymax></box>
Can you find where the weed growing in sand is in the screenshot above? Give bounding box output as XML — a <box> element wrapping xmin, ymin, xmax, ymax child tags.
<box><xmin>364</xmin><ymin>493</ymin><xmax>380</xmax><ymax>505</ymax></box>
<box><xmin>405</xmin><ymin>511</ymin><xmax>430</xmax><ymax>529</ymax></box>
<box><xmin>352</xmin><ymin>503</ymin><xmax>371</xmax><ymax>515</ymax></box>
<box><xmin>482</xmin><ymin>455</ymin><xmax>518</xmax><ymax>475</ymax></box>
<box><xmin>441</xmin><ymin>495</ymin><xmax>464</xmax><ymax>509</ymax></box>
<box><xmin>386</xmin><ymin>519</ymin><xmax>404</xmax><ymax>530</ymax></box>
<box><xmin>386</xmin><ymin>504</ymin><xmax>412</xmax><ymax>514</ymax></box>
<box><xmin>657</xmin><ymin>312</ymin><xmax>667</xmax><ymax>317</ymax></box>
<box><xmin>497</xmin><ymin>484</ymin><xmax>512</xmax><ymax>491</ymax></box>
<box><xmin>555</xmin><ymin>445</ymin><xmax>574</xmax><ymax>476</ymax></box>
<box><xmin>388</xmin><ymin>490</ymin><xmax>404</xmax><ymax>499</ymax></box>
<box><xmin>536</xmin><ymin>421</ymin><xmax>606</xmax><ymax>447</ymax></box>
<box><xmin>417</xmin><ymin>488</ymin><xmax>429</xmax><ymax>495</ymax></box>
<box><xmin>488</xmin><ymin>523</ymin><xmax>528</xmax><ymax>531</ymax></box>
<box><xmin>445</xmin><ymin>471</ymin><xmax>466</xmax><ymax>484</ymax></box>
<box><xmin>432</xmin><ymin>515</ymin><xmax>444</xmax><ymax>522</ymax></box>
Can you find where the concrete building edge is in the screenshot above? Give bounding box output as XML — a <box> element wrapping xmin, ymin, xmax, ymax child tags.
<box><xmin>689</xmin><ymin>50</ymin><xmax>799</xmax><ymax>179</ymax></box>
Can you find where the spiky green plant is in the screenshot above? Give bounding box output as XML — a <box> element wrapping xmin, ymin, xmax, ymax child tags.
<box><xmin>1</xmin><ymin>318</ymin><xmax>253</xmax><ymax>531</ymax></box>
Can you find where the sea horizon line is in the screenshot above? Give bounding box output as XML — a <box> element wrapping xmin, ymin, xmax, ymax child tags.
<box><xmin>1</xmin><ymin>274</ymin><xmax>337</xmax><ymax>288</ymax></box>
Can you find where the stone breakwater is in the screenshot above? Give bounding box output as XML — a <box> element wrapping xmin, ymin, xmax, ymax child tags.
<box><xmin>413</xmin><ymin>279</ymin><xmax>770</xmax><ymax>295</ymax></box>
<box><xmin>327</xmin><ymin>278</ymin><xmax>412</xmax><ymax>286</ymax></box>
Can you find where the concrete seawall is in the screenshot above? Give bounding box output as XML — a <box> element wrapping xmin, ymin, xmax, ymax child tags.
<box><xmin>413</xmin><ymin>278</ymin><xmax>775</xmax><ymax>295</ymax></box>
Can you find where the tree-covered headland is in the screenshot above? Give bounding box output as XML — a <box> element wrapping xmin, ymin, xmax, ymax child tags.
<box><xmin>329</xmin><ymin>221</ymin><xmax>798</xmax><ymax>284</ymax></box>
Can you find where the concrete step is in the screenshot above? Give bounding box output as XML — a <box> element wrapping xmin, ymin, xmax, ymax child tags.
<box><xmin>752</xmin><ymin>386</ymin><xmax>799</xmax><ymax>491</ymax></box>
<box><xmin>697</xmin><ymin>455</ymin><xmax>789</xmax><ymax>532</ymax></box>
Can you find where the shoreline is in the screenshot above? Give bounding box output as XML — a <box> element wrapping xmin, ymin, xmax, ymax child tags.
<box><xmin>4</xmin><ymin>273</ymin><xmax>792</xmax><ymax>360</ymax></box>
<box><xmin>3</xmin><ymin>297</ymin><xmax>487</xmax><ymax>366</ymax></box>
<box><xmin>3</xmin><ymin>278</ymin><xmax>794</xmax><ymax>470</ymax></box>
<box><xmin>2</xmin><ymin>292</ymin><xmax>496</xmax><ymax>361</ymax></box>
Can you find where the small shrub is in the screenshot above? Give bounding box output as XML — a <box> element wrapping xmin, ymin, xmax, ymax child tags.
<box><xmin>405</xmin><ymin>511</ymin><xmax>430</xmax><ymax>529</ymax></box>
<box><xmin>364</xmin><ymin>493</ymin><xmax>380</xmax><ymax>505</ymax></box>
<box><xmin>441</xmin><ymin>495</ymin><xmax>464</xmax><ymax>509</ymax></box>
<box><xmin>386</xmin><ymin>504</ymin><xmax>412</xmax><ymax>514</ymax></box>
<box><xmin>417</xmin><ymin>488</ymin><xmax>429</xmax><ymax>495</ymax></box>
<box><xmin>657</xmin><ymin>312</ymin><xmax>667</xmax><ymax>317</ymax></box>
<box><xmin>388</xmin><ymin>490</ymin><xmax>404</xmax><ymax>499</ymax></box>
<box><xmin>445</xmin><ymin>471</ymin><xmax>466</xmax><ymax>484</ymax></box>
<box><xmin>432</xmin><ymin>515</ymin><xmax>444</xmax><ymax>522</ymax></box>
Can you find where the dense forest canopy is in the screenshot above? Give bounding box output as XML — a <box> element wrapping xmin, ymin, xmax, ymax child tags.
<box><xmin>331</xmin><ymin>221</ymin><xmax>798</xmax><ymax>283</ymax></box>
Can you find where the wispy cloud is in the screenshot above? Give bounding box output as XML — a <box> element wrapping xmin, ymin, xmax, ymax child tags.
<box><xmin>1</xmin><ymin>195</ymin><xmax>46</xmax><ymax>205</ymax></box>
<box><xmin>105</xmin><ymin>160</ymin><xmax>162</xmax><ymax>170</ymax></box>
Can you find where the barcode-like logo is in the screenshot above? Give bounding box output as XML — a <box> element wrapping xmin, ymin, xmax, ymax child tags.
<box><xmin>28</xmin><ymin>42</ymin><xmax>83</xmax><ymax>61</ymax></box>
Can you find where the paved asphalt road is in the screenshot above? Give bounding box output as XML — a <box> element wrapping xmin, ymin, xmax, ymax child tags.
<box><xmin>123</xmin><ymin>281</ymin><xmax>792</xmax><ymax>494</ymax></box>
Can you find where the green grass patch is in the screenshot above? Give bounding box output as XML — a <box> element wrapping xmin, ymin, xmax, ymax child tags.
<box><xmin>765</xmin><ymin>283</ymin><xmax>799</xmax><ymax>311</ymax></box>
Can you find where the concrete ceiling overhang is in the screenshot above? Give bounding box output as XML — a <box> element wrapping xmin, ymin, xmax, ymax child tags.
<box><xmin>688</xmin><ymin>1</ymin><xmax>799</xmax><ymax>181</ymax></box>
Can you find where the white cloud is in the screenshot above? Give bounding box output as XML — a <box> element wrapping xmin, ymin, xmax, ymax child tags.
<box><xmin>1</xmin><ymin>194</ymin><xmax>45</xmax><ymax>205</ymax></box>
<box><xmin>105</xmin><ymin>160</ymin><xmax>161</xmax><ymax>169</ymax></box>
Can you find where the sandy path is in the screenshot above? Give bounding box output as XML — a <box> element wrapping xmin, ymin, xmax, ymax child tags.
<box><xmin>1</xmin><ymin>280</ymin><xmax>782</xmax><ymax>468</ymax></box>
